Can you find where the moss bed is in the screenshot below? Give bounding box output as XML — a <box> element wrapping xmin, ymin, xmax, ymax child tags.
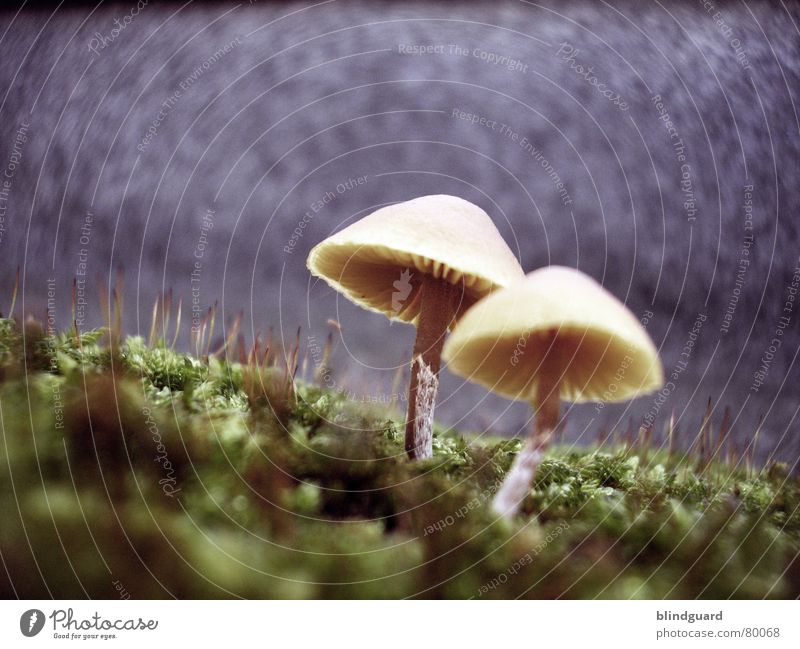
<box><xmin>0</xmin><ymin>316</ymin><xmax>798</xmax><ymax>599</ymax></box>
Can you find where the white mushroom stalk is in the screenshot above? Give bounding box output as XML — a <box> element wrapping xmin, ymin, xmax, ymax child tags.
<box><xmin>493</xmin><ymin>332</ymin><xmax>561</xmax><ymax>517</ymax></box>
<box><xmin>307</xmin><ymin>195</ymin><xmax>524</xmax><ymax>460</ymax></box>
<box><xmin>408</xmin><ymin>330</ymin><xmax>445</xmax><ymax>459</ymax></box>
<box><xmin>442</xmin><ymin>266</ymin><xmax>665</xmax><ymax>517</ymax></box>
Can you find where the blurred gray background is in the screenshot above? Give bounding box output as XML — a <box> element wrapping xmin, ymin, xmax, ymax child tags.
<box><xmin>1</xmin><ymin>0</ymin><xmax>798</xmax><ymax>462</ymax></box>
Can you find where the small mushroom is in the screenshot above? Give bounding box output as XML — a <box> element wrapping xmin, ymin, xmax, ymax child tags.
<box><xmin>442</xmin><ymin>266</ymin><xmax>664</xmax><ymax>516</ymax></box>
<box><xmin>307</xmin><ymin>194</ymin><xmax>524</xmax><ymax>459</ymax></box>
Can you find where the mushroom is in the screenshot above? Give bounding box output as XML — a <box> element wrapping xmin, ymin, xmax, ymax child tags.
<box><xmin>307</xmin><ymin>194</ymin><xmax>524</xmax><ymax>459</ymax></box>
<box><xmin>442</xmin><ymin>266</ymin><xmax>664</xmax><ymax>516</ymax></box>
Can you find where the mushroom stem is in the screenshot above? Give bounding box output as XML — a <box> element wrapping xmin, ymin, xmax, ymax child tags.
<box><xmin>405</xmin><ymin>275</ymin><xmax>458</xmax><ymax>459</ymax></box>
<box><xmin>411</xmin><ymin>358</ymin><xmax>438</xmax><ymax>460</ymax></box>
<box><xmin>492</xmin><ymin>337</ymin><xmax>562</xmax><ymax>517</ymax></box>
<box><xmin>532</xmin><ymin>346</ymin><xmax>561</xmax><ymax>447</ymax></box>
<box><xmin>491</xmin><ymin>438</ymin><xmax>547</xmax><ymax>518</ymax></box>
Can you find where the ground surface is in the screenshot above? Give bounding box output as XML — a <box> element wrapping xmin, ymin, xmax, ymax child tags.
<box><xmin>1</xmin><ymin>317</ymin><xmax>798</xmax><ymax>599</ymax></box>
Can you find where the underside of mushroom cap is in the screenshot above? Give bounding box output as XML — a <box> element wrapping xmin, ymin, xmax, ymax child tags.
<box><xmin>307</xmin><ymin>195</ymin><xmax>524</xmax><ymax>324</ymax></box>
<box><xmin>442</xmin><ymin>266</ymin><xmax>664</xmax><ymax>403</ymax></box>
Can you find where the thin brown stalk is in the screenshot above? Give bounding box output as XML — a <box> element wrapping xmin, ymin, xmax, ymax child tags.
<box><xmin>7</xmin><ymin>267</ymin><xmax>20</xmax><ymax>319</ymax></box>
<box><xmin>171</xmin><ymin>298</ymin><xmax>182</xmax><ymax>349</ymax></box>
<box><xmin>698</xmin><ymin>397</ymin><xmax>713</xmax><ymax>472</ymax></box>
<box><xmin>149</xmin><ymin>295</ymin><xmax>160</xmax><ymax>348</ymax></box>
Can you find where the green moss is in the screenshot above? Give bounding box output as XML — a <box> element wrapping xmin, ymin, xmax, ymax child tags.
<box><xmin>0</xmin><ymin>316</ymin><xmax>798</xmax><ymax>599</ymax></box>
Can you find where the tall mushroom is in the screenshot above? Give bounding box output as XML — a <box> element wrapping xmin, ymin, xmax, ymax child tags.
<box><xmin>442</xmin><ymin>266</ymin><xmax>664</xmax><ymax>516</ymax></box>
<box><xmin>307</xmin><ymin>194</ymin><xmax>524</xmax><ymax>459</ymax></box>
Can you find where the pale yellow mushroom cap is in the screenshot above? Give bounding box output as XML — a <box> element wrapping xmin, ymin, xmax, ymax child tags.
<box><xmin>307</xmin><ymin>195</ymin><xmax>524</xmax><ymax>323</ymax></box>
<box><xmin>442</xmin><ymin>266</ymin><xmax>664</xmax><ymax>403</ymax></box>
